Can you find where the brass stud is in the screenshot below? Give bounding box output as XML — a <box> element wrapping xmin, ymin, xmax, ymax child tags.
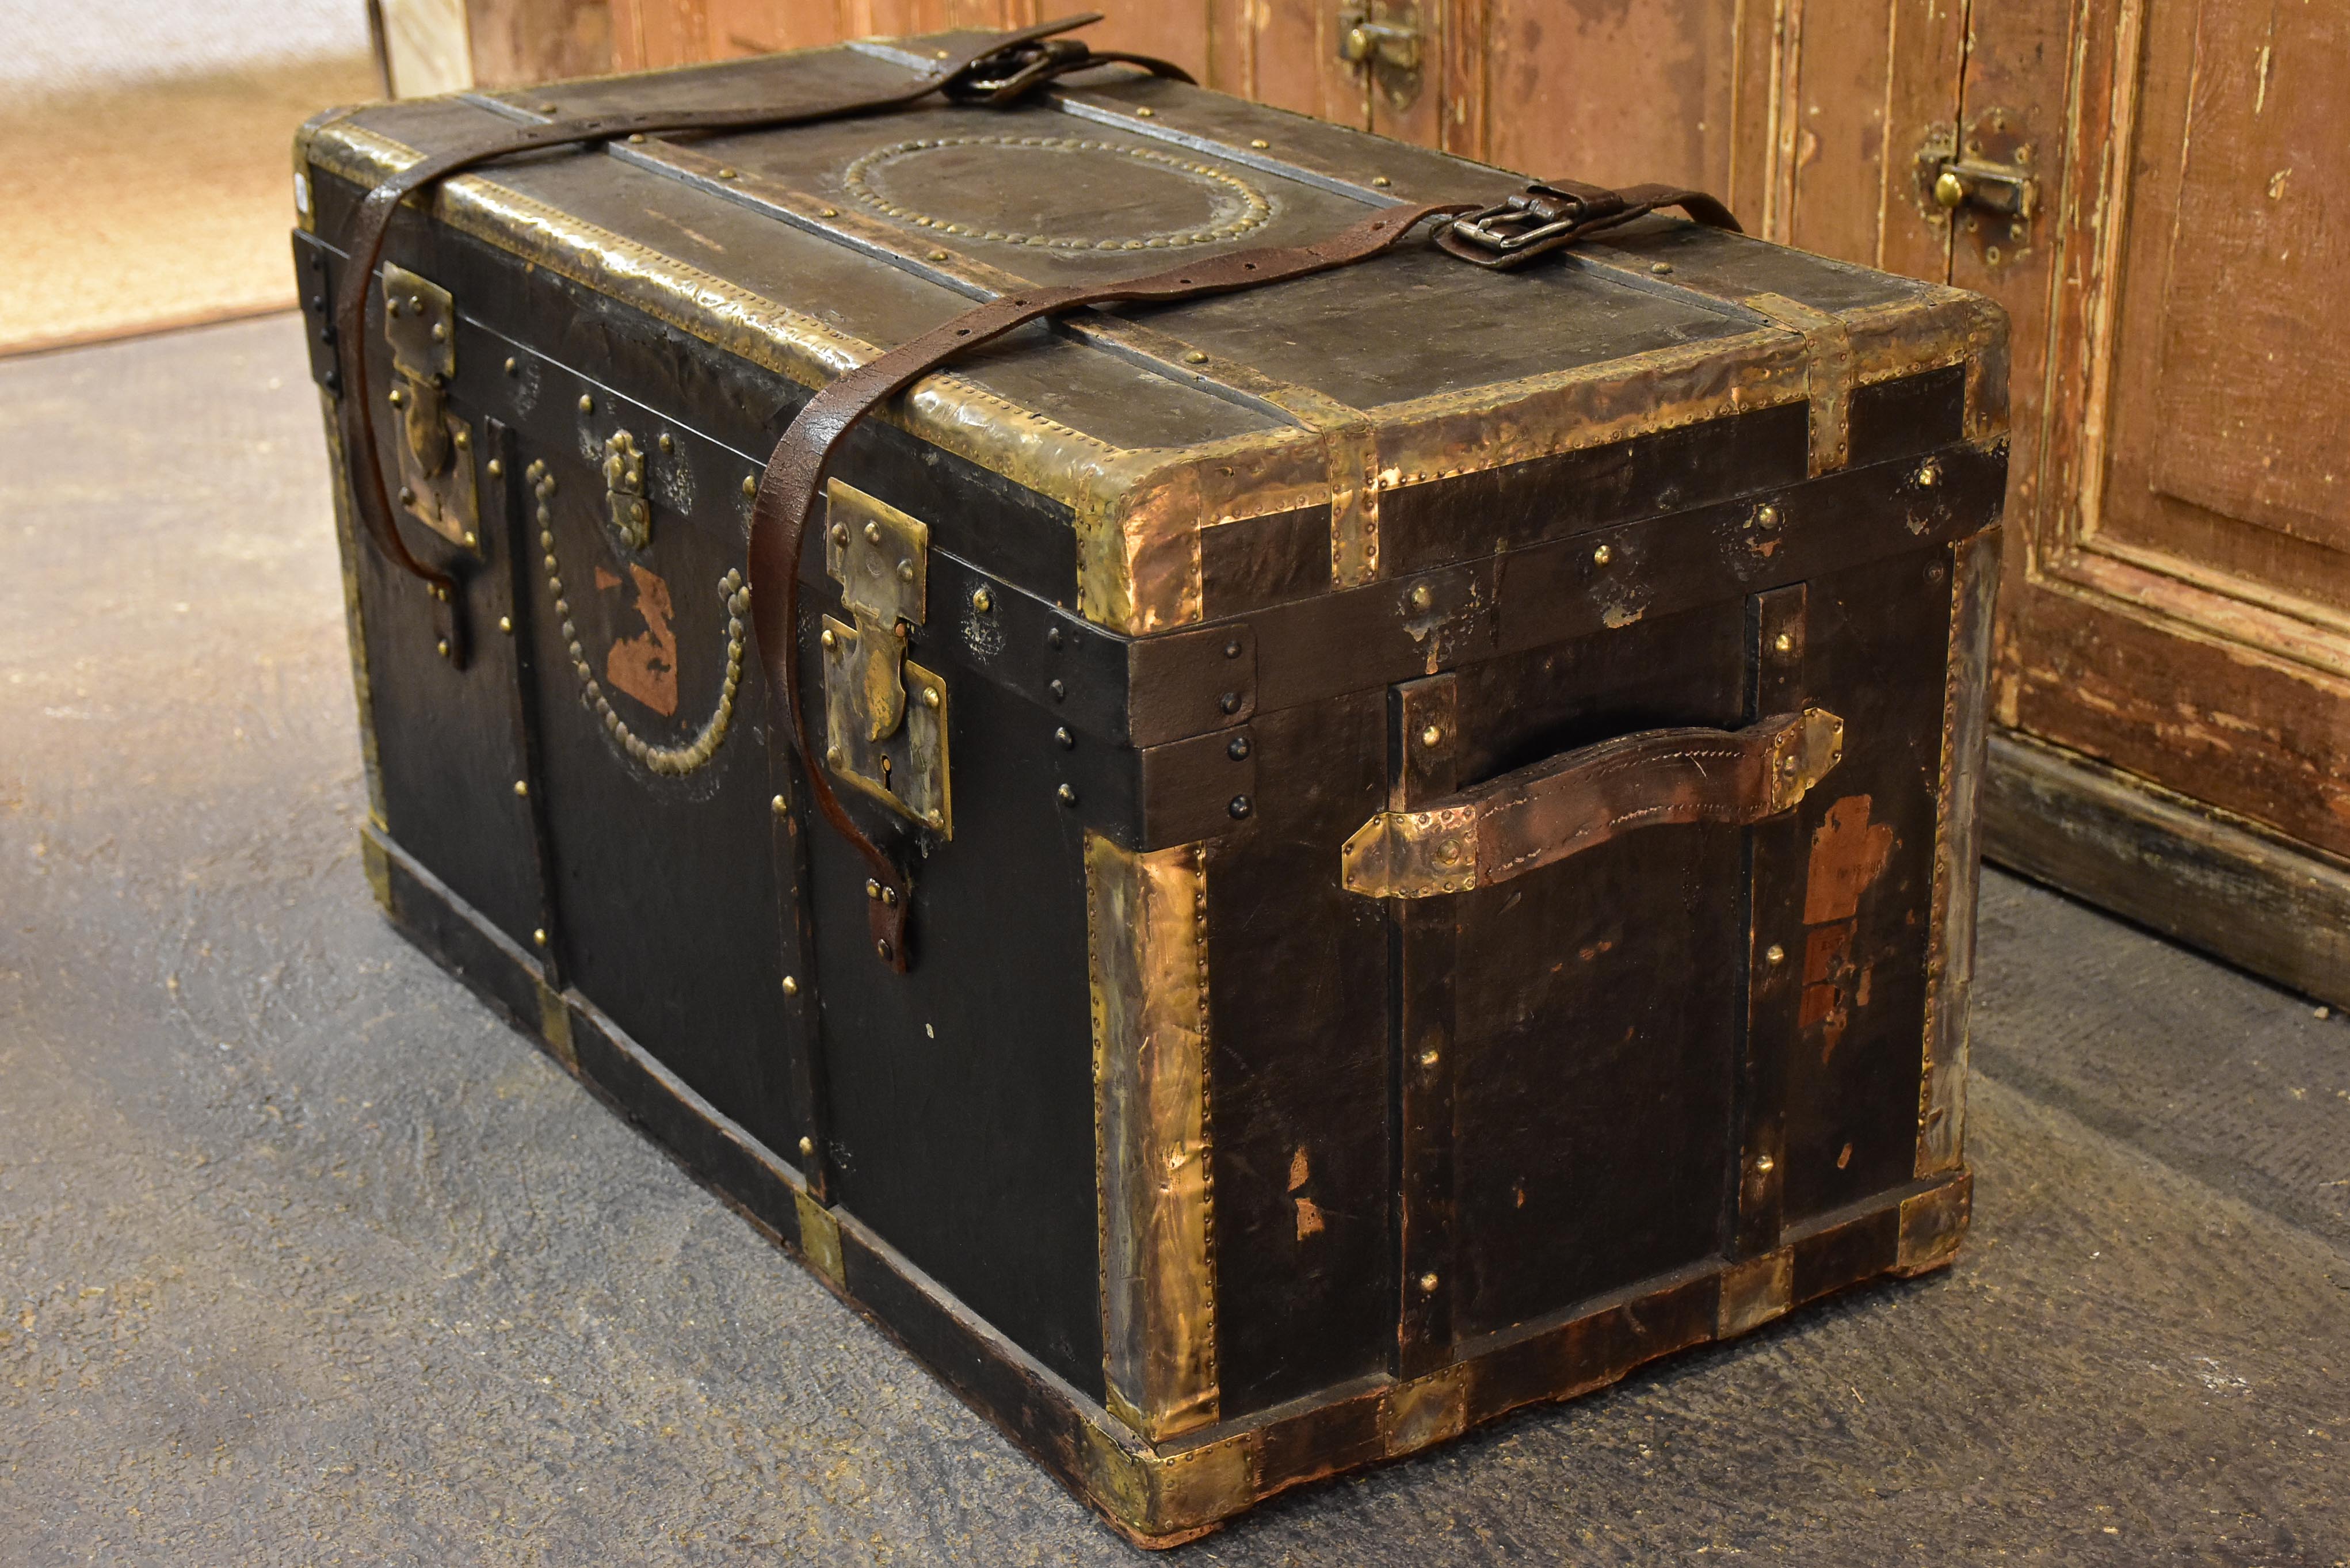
<box><xmin>865</xmin><ymin>879</ymin><xmax>882</xmax><ymax>901</ymax></box>
<box><xmin>537</xmin><ymin>102</ymin><xmax>558</xmax><ymax>114</ymax></box>
<box><xmin>398</xmin><ymin>485</ymin><xmax>417</xmax><ymax>506</ymax></box>
<box><xmin>1136</xmin><ymin>106</ymin><xmax>1154</xmax><ymax>117</ymax></box>
<box><xmin>513</xmin><ymin>779</ymin><xmax>529</xmax><ymax>797</ymax></box>
<box><xmin>1249</xmin><ymin>139</ymin><xmax>1269</xmax><ymax>150</ymax></box>
<box><xmin>386</xmin><ymin>387</ymin><xmax>406</xmax><ymax>407</ymax></box>
<box><xmin>1756</xmin><ymin>503</ymin><xmax>1781</xmax><ymax>528</ymax></box>
<box><xmin>782</xmin><ymin>975</ymin><xmax>799</xmax><ymax>995</ymax></box>
<box><xmin>798</xmin><ymin>1135</ymin><xmax>815</xmax><ymax>1155</ymax></box>
<box><xmin>717</xmin><ymin>167</ymin><xmax>739</xmax><ymax>180</ymax></box>
<box><xmin>1058</xmin><ymin>783</ymin><xmax>1079</xmax><ymax>806</ymax></box>
<box><xmin>820</xmin><ymin>208</ymin><xmax>838</xmax><ymax>219</ymax></box>
<box><xmin>1420</xmin><ymin>1048</ymin><xmax>1439</xmax><ymax>1067</ymax></box>
<box><xmin>436</xmin><ymin>638</ymin><xmax>450</xmax><ymax>658</ymax></box>
<box><xmin>658</xmin><ymin>433</ymin><xmax>674</xmax><ymax>454</ymax></box>
<box><xmin>1592</xmin><ymin>544</ymin><xmax>1613</xmax><ymax>566</ymax></box>
<box><xmin>864</xmin><ymin>521</ymin><xmax>883</xmax><ymax>544</ymax></box>
<box><xmin>503</xmin><ymin>357</ymin><xmax>518</xmax><ymax>376</ymax></box>
<box><xmin>821</xmin><ymin>628</ymin><xmax>837</xmax><ymax>650</ymax></box>
<box><xmin>499</xmin><ymin>615</ymin><xmax>513</xmax><ymax>634</ymax></box>
<box><xmin>928</xmin><ymin>249</ymin><xmax>948</xmax><ymax>261</ymax></box>
<box><xmin>578</xmin><ymin>394</ymin><xmax>594</xmax><ymax>414</ymax></box>
<box><xmin>1651</xmin><ymin>261</ymin><xmax>1674</xmax><ymax>276</ymax></box>
<box><xmin>533</xmin><ymin>928</ymin><xmax>548</xmax><ymax>947</ymax></box>
<box><xmin>826</xmin><ymin>745</ymin><xmax>842</xmax><ymax>765</ymax></box>
<box><xmin>1407</xmin><ymin>583</ymin><xmax>1433</xmax><ymax>612</ymax></box>
<box><xmin>926</xmin><ymin>808</ymin><xmax>945</xmax><ymax>828</ymax></box>
<box><xmin>1418</xmin><ymin>1272</ymin><xmax>1440</xmax><ymax>1293</ymax></box>
<box><xmin>463</xmin><ymin>532</ymin><xmax>479</xmax><ymax>550</ymax></box>
<box><xmin>627</xmin><ymin>133</ymin><xmax>645</xmax><ymax>144</ymax></box>
<box><xmin>486</xmin><ymin>458</ymin><xmax>503</xmax><ymax>478</ymax></box>
<box><xmin>971</xmin><ymin>587</ymin><xmax>993</xmax><ymax>613</ymax></box>
<box><xmin>1773</xmin><ymin>632</ymin><xmax>1793</xmax><ymax>654</ymax></box>
<box><xmin>771</xmin><ymin>793</ymin><xmax>787</xmax><ymax>815</ymax></box>
<box><xmin>1184</xmin><ymin>350</ymin><xmax>1209</xmax><ymax>365</ymax></box>
<box><xmin>897</xmin><ymin>559</ymin><xmax>916</xmax><ymax>582</ymax></box>
<box><xmin>1372</xmin><ymin>175</ymin><xmax>1391</xmax><ymax>188</ymax></box>
<box><xmin>1917</xmin><ymin>458</ymin><xmax>1942</xmax><ymax>487</ymax></box>
<box><xmin>743</xmin><ymin>475</ymin><xmax>758</xmax><ymax>498</ymax></box>
<box><xmin>1420</xmin><ymin>724</ymin><xmax>1443</xmax><ymax>748</ymax></box>
<box><xmin>1756</xmin><ymin>1153</ymin><xmax>1776</xmax><ymax>1173</ymax></box>
<box><xmin>922</xmin><ymin>686</ymin><xmax>941</xmax><ymax>709</ymax></box>
<box><xmin>430</xmin><ymin>322</ymin><xmax>447</xmax><ymax>343</ymax></box>
<box><xmin>1767</xmin><ymin>944</ymin><xmax>1786</xmax><ymax>965</ymax></box>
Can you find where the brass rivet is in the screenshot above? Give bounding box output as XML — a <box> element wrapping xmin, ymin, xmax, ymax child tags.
<box><xmin>922</xmin><ymin>686</ymin><xmax>941</xmax><ymax>709</ymax></box>
<box><xmin>1228</xmin><ymin>795</ymin><xmax>1252</xmax><ymax>819</ymax></box>
<box><xmin>971</xmin><ymin>587</ymin><xmax>993</xmax><ymax>613</ymax></box>
<box><xmin>782</xmin><ymin>975</ymin><xmax>799</xmax><ymax>995</ymax></box>
<box><xmin>718</xmin><ymin>167</ymin><xmax>738</xmax><ymax>180</ymax></box>
<box><xmin>386</xmin><ymin>387</ymin><xmax>406</xmax><ymax>407</ymax></box>
<box><xmin>1592</xmin><ymin>544</ymin><xmax>1612</xmax><ymax>566</ymax></box>
<box><xmin>1766</xmin><ymin>943</ymin><xmax>1786</xmax><ymax>966</ymax></box>
<box><xmin>865</xmin><ymin>879</ymin><xmax>882</xmax><ymax>901</ymax></box>
<box><xmin>1756</xmin><ymin>503</ymin><xmax>1781</xmax><ymax>528</ymax></box>
<box><xmin>826</xmin><ymin>745</ymin><xmax>842</xmax><ymax>765</ymax></box>
<box><xmin>1372</xmin><ymin>175</ymin><xmax>1391</xmax><ymax>188</ymax></box>
<box><xmin>880</xmin><ymin>887</ymin><xmax>898</xmax><ymax>907</ymax></box>
<box><xmin>820</xmin><ymin>208</ymin><xmax>838</xmax><ymax>219</ymax></box>
<box><xmin>1250</xmin><ymin>139</ymin><xmax>1269</xmax><ymax>150</ymax></box>
<box><xmin>398</xmin><ymin>485</ymin><xmax>417</xmax><ymax>506</ymax></box>
<box><xmin>513</xmin><ymin>779</ymin><xmax>529</xmax><ymax>797</ymax></box>
<box><xmin>928</xmin><ymin>249</ymin><xmax>948</xmax><ymax>261</ymax></box>
<box><xmin>1058</xmin><ymin>783</ymin><xmax>1079</xmax><ymax>806</ymax></box>
<box><xmin>1756</xmin><ymin>1153</ymin><xmax>1776</xmax><ymax>1173</ymax></box>
<box><xmin>436</xmin><ymin>638</ymin><xmax>450</xmax><ymax>658</ymax></box>
<box><xmin>627</xmin><ymin>133</ymin><xmax>645</xmax><ymax>144</ymax></box>
<box><xmin>1418</xmin><ymin>1272</ymin><xmax>1439</xmax><ymax>1293</ymax></box>
<box><xmin>1407</xmin><ymin>583</ymin><xmax>1433</xmax><ymax>612</ymax></box>
<box><xmin>533</xmin><ymin>928</ymin><xmax>548</xmax><ymax>947</ymax></box>
<box><xmin>1184</xmin><ymin>350</ymin><xmax>1208</xmax><ymax>365</ymax></box>
<box><xmin>658</xmin><ymin>433</ymin><xmax>674</xmax><ymax>453</ymax></box>
<box><xmin>1651</xmin><ymin>261</ymin><xmax>1674</xmax><ymax>275</ymax></box>
<box><xmin>821</xmin><ymin>628</ymin><xmax>837</xmax><ymax>650</ymax></box>
<box><xmin>578</xmin><ymin>394</ymin><xmax>594</xmax><ymax>414</ymax></box>
<box><xmin>498</xmin><ymin>615</ymin><xmax>513</xmax><ymax>634</ymax></box>
<box><xmin>464</xmin><ymin>532</ymin><xmax>479</xmax><ymax>549</ymax></box>
<box><xmin>430</xmin><ymin>322</ymin><xmax>447</xmax><ymax>342</ymax></box>
<box><xmin>1917</xmin><ymin>459</ymin><xmax>1942</xmax><ymax>487</ymax></box>
<box><xmin>486</xmin><ymin>458</ymin><xmax>503</xmax><ymax>478</ymax></box>
<box><xmin>1781</xmin><ymin>755</ymin><xmax>1800</xmax><ymax>776</ymax></box>
<box><xmin>926</xmin><ymin>808</ymin><xmax>945</xmax><ymax>828</ymax></box>
<box><xmin>798</xmin><ymin>1135</ymin><xmax>815</xmax><ymax>1155</ymax></box>
<box><xmin>1773</xmin><ymin>632</ymin><xmax>1793</xmax><ymax>654</ymax></box>
<box><xmin>876</xmin><ymin>938</ymin><xmax>893</xmax><ymax>962</ymax></box>
<box><xmin>898</xmin><ymin>559</ymin><xmax>916</xmax><ymax>581</ymax></box>
<box><xmin>1420</xmin><ymin>724</ymin><xmax>1442</xmax><ymax>747</ymax></box>
<box><xmin>864</xmin><ymin>521</ymin><xmax>883</xmax><ymax>544</ymax></box>
<box><xmin>503</xmin><ymin>357</ymin><xmax>518</xmax><ymax>375</ymax></box>
<box><xmin>1136</xmin><ymin>106</ymin><xmax>1154</xmax><ymax>117</ymax></box>
<box><xmin>743</xmin><ymin>475</ymin><xmax>758</xmax><ymax>498</ymax></box>
<box><xmin>537</xmin><ymin>102</ymin><xmax>558</xmax><ymax>114</ymax></box>
<box><xmin>1420</xmin><ymin>1048</ymin><xmax>1439</xmax><ymax>1067</ymax></box>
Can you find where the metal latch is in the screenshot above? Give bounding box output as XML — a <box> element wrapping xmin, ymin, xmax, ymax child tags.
<box><xmin>602</xmin><ymin>430</ymin><xmax>651</xmax><ymax>551</ymax></box>
<box><xmin>379</xmin><ymin>262</ymin><xmax>479</xmax><ymax>550</ymax></box>
<box><xmin>819</xmin><ymin>479</ymin><xmax>952</xmax><ymax>837</ymax></box>
<box><xmin>1916</xmin><ymin>108</ymin><xmax>2039</xmax><ymax>265</ymax></box>
<box><xmin>1337</xmin><ymin>3</ymin><xmax>1422</xmax><ymax>106</ymax></box>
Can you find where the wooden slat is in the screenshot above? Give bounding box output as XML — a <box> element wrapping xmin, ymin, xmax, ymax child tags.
<box><xmin>1481</xmin><ymin>0</ymin><xmax>1735</xmax><ymax>191</ymax></box>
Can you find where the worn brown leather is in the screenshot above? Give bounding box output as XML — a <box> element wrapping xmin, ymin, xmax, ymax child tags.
<box><xmin>1466</xmin><ymin>712</ymin><xmax>1811</xmax><ymax>887</ymax></box>
<box><xmin>329</xmin><ymin>12</ymin><xmax>1188</xmax><ymax>662</ymax></box>
<box><xmin>747</xmin><ymin>201</ymin><xmax>1473</xmax><ymax>967</ymax></box>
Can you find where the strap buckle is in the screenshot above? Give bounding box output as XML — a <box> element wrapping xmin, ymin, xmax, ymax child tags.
<box><xmin>1444</xmin><ymin>180</ymin><xmax>1626</xmax><ymax>259</ymax></box>
<box><xmin>948</xmin><ymin>35</ymin><xmax>1094</xmax><ymax>102</ymax></box>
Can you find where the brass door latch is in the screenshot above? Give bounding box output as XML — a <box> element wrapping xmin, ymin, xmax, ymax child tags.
<box><xmin>379</xmin><ymin>262</ymin><xmax>479</xmax><ymax>551</ymax></box>
<box><xmin>1337</xmin><ymin>3</ymin><xmax>1422</xmax><ymax>106</ymax></box>
<box><xmin>819</xmin><ymin>479</ymin><xmax>952</xmax><ymax>836</ymax></box>
<box><xmin>1916</xmin><ymin>108</ymin><xmax>2039</xmax><ymax>265</ymax></box>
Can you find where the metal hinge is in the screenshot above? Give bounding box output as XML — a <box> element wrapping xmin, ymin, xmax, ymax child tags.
<box><xmin>819</xmin><ymin>479</ymin><xmax>952</xmax><ymax>837</ymax></box>
<box><xmin>379</xmin><ymin>262</ymin><xmax>479</xmax><ymax>551</ymax></box>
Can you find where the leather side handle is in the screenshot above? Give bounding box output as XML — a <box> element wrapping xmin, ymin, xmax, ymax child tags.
<box><xmin>1340</xmin><ymin>707</ymin><xmax>1844</xmax><ymax>899</ymax></box>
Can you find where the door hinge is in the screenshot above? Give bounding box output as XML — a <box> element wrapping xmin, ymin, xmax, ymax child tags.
<box><xmin>820</xmin><ymin>479</ymin><xmax>952</xmax><ymax>837</ymax></box>
<box><xmin>380</xmin><ymin>262</ymin><xmax>480</xmax><ymax>551</ymax></box>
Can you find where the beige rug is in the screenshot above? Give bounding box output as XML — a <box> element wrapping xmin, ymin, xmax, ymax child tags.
<box><xmin>0</xmin><ymin>55</ymin><xmax>381</xmax><ymax>357</ymax></box>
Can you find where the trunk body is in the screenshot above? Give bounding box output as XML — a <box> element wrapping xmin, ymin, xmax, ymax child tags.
<box><xmin>295</xmin><ymin>33</ymin><xmax>2006</xmax><ymax>1544</ymax></box>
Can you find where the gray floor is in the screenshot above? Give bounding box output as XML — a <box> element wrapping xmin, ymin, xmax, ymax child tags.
<box><xmin>3</xmin><ymin>315</ymin><xmax>2347</xmax><ymax>1566</ymax></box>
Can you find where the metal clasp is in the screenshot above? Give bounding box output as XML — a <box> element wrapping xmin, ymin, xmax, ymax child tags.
<box><xmin>1915</xmin><ymin>108</ymin><xmax>2039</xmax><ymax>266</ymax></box>
<box><xmin>819</xmin><ymin>480</ymin><xmax>952</xmax><ymax>837</ymax></box>
<box><xmin>1447</xmin><ymin>181</ymin><xmax>1627</xmax><ymax>257</ymax></box>
<box><xmin>380</xmin><ymin>262</ymin><xmax>479</xmax><ymax>551</ymax></box>
<box><xmin>1337</xmin><ymin>4</ymin><xmax>1424</xmax><ymax>106</ymax></box>
<box><xmin>601</xmin><ymin>429</ymin><xmax>651</xmax><ymax>551</ymax></box>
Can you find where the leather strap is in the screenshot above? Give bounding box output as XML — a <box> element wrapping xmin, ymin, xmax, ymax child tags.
<box><xmin>747</xmin><ymin>201</ymin><xmax>1472</xmax><ymax>968</ymax></box>
<box><xmin>1436</xmin><ymin>177</ymin><xmax>1739</xmax><ymax>268</ymax></box>
<box><xmin>329</xmin><ymin>12</ymin><xmax>1189</xmax><ymax>662</ymax></box>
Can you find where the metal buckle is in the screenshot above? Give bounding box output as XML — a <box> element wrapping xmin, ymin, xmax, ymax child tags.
<box><xmin>1446</xmin><ymin>182</ymin><xmax>1626</xmax><ymax>255</ymax></box>
<box><xmin>947</xmin><ymin>36</ymin><xmax>1090</xmax><ymax>103</ymax></box>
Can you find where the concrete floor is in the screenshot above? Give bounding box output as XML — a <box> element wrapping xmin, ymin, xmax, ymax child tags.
<box><xmin>3</xmin><ymin>315</ymin><xmax>2348</xmax><ymax>1566</ymax></box>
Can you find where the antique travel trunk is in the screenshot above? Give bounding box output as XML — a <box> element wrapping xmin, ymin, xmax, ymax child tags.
<box><xmin>294</xmin><ymin>26</ymin><xmax>2005</xmax><ymax>1546</ymax></box>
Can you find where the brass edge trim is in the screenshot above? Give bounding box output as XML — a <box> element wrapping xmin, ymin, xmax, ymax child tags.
<box><xmin>317</xmin><ymin>388</ymin><xmax>389</xmax><ymax>830</ymax></box>
<box><xmin>535</xmin><ymin>977</ymin><xmax>577</xmax><ymax>1071</ymax></box>
<box><xmin>1920</xmin><ymin>525</ymin><xmax>2002</xmax><ymax>1177</ymax></box>
<box><xmin>1086</xmin><ymin>831</ymin><xmax>1220</xmax><ymax>1444</ymax></box>
<box><xmin>1894</xmin><ymin>1173</ymin><xmax>1973</xmax><ymax>1273</ymax></box>
<box><xmin>1715</xmin><ymin>1247</ymin><xmax>1794</xmax><ymax>1337</ymax></box>
<box><xmin>793</xmin><ymin>1188</ymin><xmax>846</xmax><ymax>1285</ymax></box>
<box><xmin>1744</xmin><ymin>292</ymin><xmax>1855</xmax><ymax>475</ymax></box>
<box><xmin>1380</xmin><ymin>1363</ymin><xmax>1470</xmax><ymax>1458</ymax></box>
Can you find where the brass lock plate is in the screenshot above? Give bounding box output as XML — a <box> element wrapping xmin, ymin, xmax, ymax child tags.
<box><xmin>821</xmin><ymin>615</ymin><xmax>952</xmax><ymax>834</ymax></box>
<box><xmin>602</xmin><ymin>429</ymin><xmax>652</xmax><ymax>551</ymax></box>
<box><xmin>819</xmin><ymin>480</ymin><xmax>951</xmax><ymax>836</ymax></box>
<box><xmin>380</xmin><ymin>262</ymin><xmax>479</xmax><ymax>550</ymax></box>
<box><xmin>1915</xmin><ymin>108</ymin><xmax>2039</xmax><ymax>268</ymax></box>
<box><xmin>1337</xmin><ymin>1</ymin><xmax>1424</xmax><ymax>109</ymax></box>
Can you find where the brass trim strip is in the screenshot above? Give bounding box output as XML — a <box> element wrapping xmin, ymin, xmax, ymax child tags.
<box><xmin>1745</xmin><ymin>291</ymin><xmax>1855</xmax><ymax>474</ymax></box>
<box><xmin>1087</xmin><ymin>831</ymin><xmax>1220</xmax><ymax>1444</ymax></box>
<box><xmin>1920</xmin><ymin>524</ymin><xmax>2002</xmax><ymax>1177</ymax></box>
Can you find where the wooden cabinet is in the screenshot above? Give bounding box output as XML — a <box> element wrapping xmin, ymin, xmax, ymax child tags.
<box><xmin>422</xmin><ymin>0</ymin><xmax>2350</xmax><ymax>1002</ymax></box>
